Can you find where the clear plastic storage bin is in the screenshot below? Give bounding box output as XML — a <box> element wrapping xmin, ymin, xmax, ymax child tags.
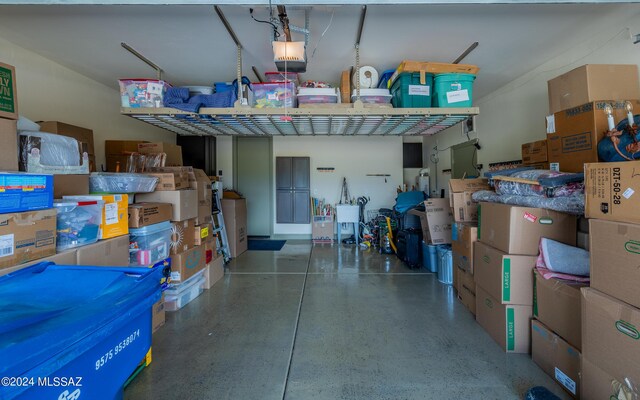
<box><xmin>129</xmin><ymin>221</ymin><xmax>172</xmax><ymax>267</ymax></box>
<box><xmin>298</xmin><ymin>88</ymin><xmax>339</xmax><ymax>104</ymax></box>
<box><xmin>252</xmin><ymin>82</ymin><xmax>297</xmax><ymax>108</ymax></box>
<box><xmin>351</xmin><ymin>88</ymin><xmax>392</xmax><ymax>104</ymax></box>
<box><xmin>164</xmin><ymin>270</ymin><xmax>206</xmax><ymax>311</ymax></box>
<box><xmin>119</xmin><ymin>79</ymin><xmax>171</xmax><ymax>108</ymax></box>
<box><xmin>53</xmin><ymin>200</ymin><xmax>104</xmax><ymax>251</ymax></box>
<box><xmin>89</xmin><ymin>172</ymin><xmax>159</xmax><ymax>194</ymax></box>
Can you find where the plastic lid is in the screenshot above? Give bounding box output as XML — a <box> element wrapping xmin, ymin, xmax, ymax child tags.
<box><xmin>299</xmin><ymin>88</ymin><xmax>337</xmax><ymax>96</ymax></box>
<box><xmin>352</xmin><ymin>88</ymin><xmax>391</xmax><ymax>96</ymax></box>
<box><xmin>54</xmin><ymin>200</ymin><xmax>103</xmax><ymax>207</ymax></box>
<box><xmin>129</xmin><ymin>220</ymin><xmax>172</xmax><ymax>235</ymax></box>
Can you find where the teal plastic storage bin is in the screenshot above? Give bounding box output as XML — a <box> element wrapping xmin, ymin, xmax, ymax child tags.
<box><xmin>390</xmin><ymin>72</ymin><xmax>433</xmax><ymax>108</ymax></box>
<box><xmin>433</xmin><ymin>73</ymin><xmax>475</xmax><ymax>108</ymax></box>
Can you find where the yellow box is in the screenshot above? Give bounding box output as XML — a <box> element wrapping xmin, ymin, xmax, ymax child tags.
<box><xmin>64</xmin><ymin>194</ymin><xmax>129</xmax><ymax>239</ymax></box>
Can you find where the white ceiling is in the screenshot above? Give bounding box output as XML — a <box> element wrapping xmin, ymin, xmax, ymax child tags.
<box><xmin>0</xmin><ymin>3</ymin><xmax>638</xmax><ymax>100</ymax></box>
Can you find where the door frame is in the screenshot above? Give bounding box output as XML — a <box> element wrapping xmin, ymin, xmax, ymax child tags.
<box><xmin>233</xmin><ymin>136</ymin><xmax>274</xmax><ymax>237</ymax></box>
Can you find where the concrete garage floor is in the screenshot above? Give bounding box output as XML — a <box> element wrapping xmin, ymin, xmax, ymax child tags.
<box><xmin>125</xmin><ymin>241</ymin><xmax>569</xmax><ymax>400</ymax></box>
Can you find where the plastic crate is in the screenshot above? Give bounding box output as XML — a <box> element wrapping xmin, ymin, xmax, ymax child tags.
<box><xmin>0</xmin><ymin>263</ymin><xmax>164</xmax><ymax>400</ymax></box>
<box><xmin>433</xmin><ymin>73</ymin><xmax>475</xmax><ymax>108</ymax></box>
<box><xmin>251</xmin><ymin>82</ymin><xmax>297</xmax><ymax>108</ymax></box>
<box><xmin>118</xmin><ymin>79</ymin><xmax>171</xmax><ymax>108</ymax></box>
<box><xmin>390</xmin><ymin>72</ymin><xmax>433</xmax><ymax>108</ymax></box>
<box><xmin>129</xmin><ymin>221</ymin><xmax>172</xmax><ymax>267</ymax></box>
<box><xmin>53</xmin><ymin>199</ymin><xmax>104</xmax><ymax>251</ymax></box>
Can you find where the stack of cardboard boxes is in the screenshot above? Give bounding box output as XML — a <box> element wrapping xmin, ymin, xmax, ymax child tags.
<box><xmin>221</xmin><ymin>194</ymin><xmax>248</xmax><ymax>258</ymax></box>
<box><xmin>449</xmin><ymin>178</ymin><xmax>490</xmax><ymax>314</ymax></box>
<box><xmin>578</xmin><ymin>160</ymin><xmax>640</xmax><ymax>400</ymax></box>
<box><xmin>546</xmin><ymin>64</ymin><xmax>640</xmax><ymax>173</ymax></box>
<box><xmin>473</xmin><ymin>203</ymin><xmax>577</xmax><ymax>354</ymax></box>
<box><xmin>137</xmin><ymin>166</ymin><xmax>223</xmax><ymax>312</ymax></box>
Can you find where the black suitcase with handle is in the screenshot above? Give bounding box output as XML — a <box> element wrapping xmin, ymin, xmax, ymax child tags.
<box><xmin>396</xmin><ymin>229</ymin><xmax>423</xmax><ymax>269</ymax></box>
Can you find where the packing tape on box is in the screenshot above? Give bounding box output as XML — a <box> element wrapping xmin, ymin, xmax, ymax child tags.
<box><xmin>352</xmin><ymin>66</ymin><xmax>379</xmax><ymax>90</ymax></box>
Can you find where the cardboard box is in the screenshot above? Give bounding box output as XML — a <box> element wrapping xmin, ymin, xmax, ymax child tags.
<box><xmin>408</xmin><ymin>209</ymin><xmax>429</xmax><ymax>240</ymax></box>
<box><xmin>204</xmin><ymin>254</ymin><xmax>224</xmax><ymax>290</ymax></box>
<box><xmin>449</xmin><ymin>178</ymin><xmax>490</xmax><ymax>222</ymax></box>
<box><xmin>148</xmin><ymin>172</ymin><xmax>190</xmax><ymax>191</ymax></box>
<box><xmin>152</xmin><ymin>297</ymin><xmax>165</xmax><ymax>333</ymax></box>
<box><xmin>64</xmin><ymin>194</ymin><xmax>129</xmax><ymax>239</ymax></box>
<box><xmin>0</xmin><ymin>248</ymin><xmax>76</xmax><ymax>277</ymax></box>
<box><xmin>193</xmin><ymin>169</ymin><xmax>213</xmax><ymax>225</ymax></box>
<box><xmin>0</xmin><ymin>172</ymin><xmax>54</xmax><ymax>214</ymax></box>
<box><xmin>589</xmin><ymin>219</ymin><xmax>640</xmax><ymax>309</ymax></box>
<box><xmin>475</xmin><ymin>285</ymin><xmax>532</xmax><ymax>353</ymax></box>
<box><xmin>478</xmin><ymin>202</ymin><xmax>576</xmax><ymax>255</ymax></box>
<box><xmin>221</xmin><ymin>198</ymin><xmax>248</xmax><ymax>258</ymax></box>
<box><xmin>0</xmin><ymin>118</ymin><xmax>18</xmax><ymax>171</ymax></box>
<box><xmin>581</xmin><ymin>288</ymin><xmax>640</xmax><ymax>400</ymax></box>
<box><xmin>38</xmin><ymin>121</ymin><xmax>96</xmax><ymax>172</ymax></box>
<box><xmin>128</xmin><ymin>202</ymin><xmax>172</xmax><ymax>228</ymax></box>
<box><xmin>312</xmin><ymin>215</ymin><xmax>335</xmax><ymax>242</ymax></box>
<box><xmin>53</xmin><ymin>174</ymin><xmax>89</xmax><ymax>199</ymax></box>
<box><xmin>547</xmin><ymin>64</ymin><xmax>640</xmax><ymax>115</ymax></box>
<box><xmin>457</xmin><ymin>265</ymin><xmax>476</xmax><ymax>315</ymax></box>
<box><xmin>581</xmin><ymin>356</ymin><xmax>632</xmax><ymax>400</ymax></box>
<box><xmin>170</xmin><ymin>219</ymin><xmax>196</xmax><ymax>255</ymax></box>
<box><xmin>521</xmin><ymin>140</ymin><xmax>548</xmax><ymax>165</ymax></box>
<box><xmin>584</xmin><ymin>161</ymin><xmax>640</xmax><ymax>225</ymax></box>
<box><xmin>0</xmin><ymin>209</ymin><xmax>56</xmax><ymax>269</ymax></box>
<box><xmin>170</xmin><ymin>244</ymin><xmax>205</xmax><ymax>282</ymax></box>
<box><xmin>534</xmin><ymin>269</ymin><xmax>586</xmax><ymax>350</ymax></box>
<box><xmin>548</xmin><ymin>100</ymin><xmax>640</xmax><ymax>172</ymax></box>
<box><xmin>194</xmin><ymin>223</ymin><xmax>214</xmax><ymax>246</ymax></box>
<box><xmin>423</xmin><ymin>198</ymin><xmax>453</xmax><ymax>245</ymax></box>
<box><xmin>531</xmin><ymin>320</ymin><xmax>581</xmax><ymax>398</ymax></box>
<box><xmin>75</xmin><ymin>235</ymin><xmax>130</xmax><ymax>266</ymax></box>
<box><xmin>137</xmin><ymin>142</ymin><xmax>183</xmax><ymax>167</ymax></box>
<box><xmin>105</xmin><ymin>140</ymin><xmax>145</xmax><ymax>172</ymax></box>
<box><xmin>0</xmin><ymin>62</ymin><xmax>18</xmax><ymax>120</ymax></box>
<box><xmin>452</xmin><ymin>223</ymin><xmax>477</xmax><ymax>273</ymax></box>
<box><xmin>136</xmin><ymin>190</ymin><xmax>198</xmax><ymax>222</ymax></box>
<box><xmin>473</xmin><ymin>241</ymin><xmax>536</xmax><ymax>306</ymax></box>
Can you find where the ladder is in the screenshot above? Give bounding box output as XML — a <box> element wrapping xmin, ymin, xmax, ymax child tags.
<box><xmin>212</xmin><ymin>180</ymin><xmax>231</xmax><ymax>262</ymax></box>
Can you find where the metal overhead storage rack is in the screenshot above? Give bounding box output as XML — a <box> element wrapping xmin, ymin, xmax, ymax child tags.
<box><xmin>120</xmin><ymin>5</ymin><xmax>479</xmax><ymax>137</ymax></box>
<box><xmin>121</xmin><ymin>106</ymin><xmax>478</xmax><ymax>136</ymax></box>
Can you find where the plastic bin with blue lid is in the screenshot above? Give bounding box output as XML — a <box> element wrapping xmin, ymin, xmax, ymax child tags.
<box><xmin>0</xmin><ymin>262</ymin><xmax>164</xmax><ymax>400</ymax></box>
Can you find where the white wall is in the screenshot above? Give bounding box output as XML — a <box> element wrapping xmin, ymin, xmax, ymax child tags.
<box><xmin>216</xmin><ymin>136</ymin><xmax>234</xmax><ymax>189</ymax></box>
<box><xmin>424</xmin><ymin>9</ymin><xmax>640</xmax><ymax>197</ymax></box>
<box><xmin>273</xmin><ymin>136</ymin><xmax>403</xmax><ymax>235</ymax></box>
<box><xmin>0</xmin><ymin>36</ymin><xmax>174</xmax><ymax>169</ymax></box>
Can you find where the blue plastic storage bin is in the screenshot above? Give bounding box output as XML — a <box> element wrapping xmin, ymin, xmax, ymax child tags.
<box><xmin>425</xmin><ymin>244</ymin><xmax>439</xmax><ymax>273</ymax></box>
<box><xmin>437</xmin><ymin>245</ymin><xmax>453</xmax><ymax>284</ymax></box>
<box><xmin>0</xmin><ymin>263</ymin><xmax>164</xmax><ymax>400</ymax></box>
<box><xmin>433</xmin><ymin>73</ymin><xmax>475</xmax><ymax>108</ymax></box>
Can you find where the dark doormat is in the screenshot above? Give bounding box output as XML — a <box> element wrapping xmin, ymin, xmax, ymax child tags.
<box><xmin>247</xmin><ymin>239</ymin><xmax>286</xmax><ymax>251</ymax></box>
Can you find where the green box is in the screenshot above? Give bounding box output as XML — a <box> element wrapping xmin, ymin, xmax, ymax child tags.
<box><xmin>0</xmin><ymin>62</ymin><xmax>17</xmax><ymax>119</ymax></box>
<box><xmin>390</xmin><ymin>72</ymin><xmax>433</xmax><ymax>108</ymax></box>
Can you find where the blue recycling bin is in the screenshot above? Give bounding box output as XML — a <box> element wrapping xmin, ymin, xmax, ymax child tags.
<box><xmin>0</xmin><ymin>262</ymin><xmax>164</xmax><ymax>400</ymax></box>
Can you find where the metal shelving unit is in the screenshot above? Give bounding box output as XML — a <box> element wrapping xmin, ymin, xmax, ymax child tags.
<box><xmin>121</xmin><ymin>105</ymin><xmax>479</xmax><ymax>137</ymax></box>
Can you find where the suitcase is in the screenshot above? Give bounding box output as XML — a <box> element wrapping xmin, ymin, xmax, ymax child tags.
<box><xmin>396</xmin><ymin>229</ymin><xmax>423</xmax><ymax>268</ymax></box>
